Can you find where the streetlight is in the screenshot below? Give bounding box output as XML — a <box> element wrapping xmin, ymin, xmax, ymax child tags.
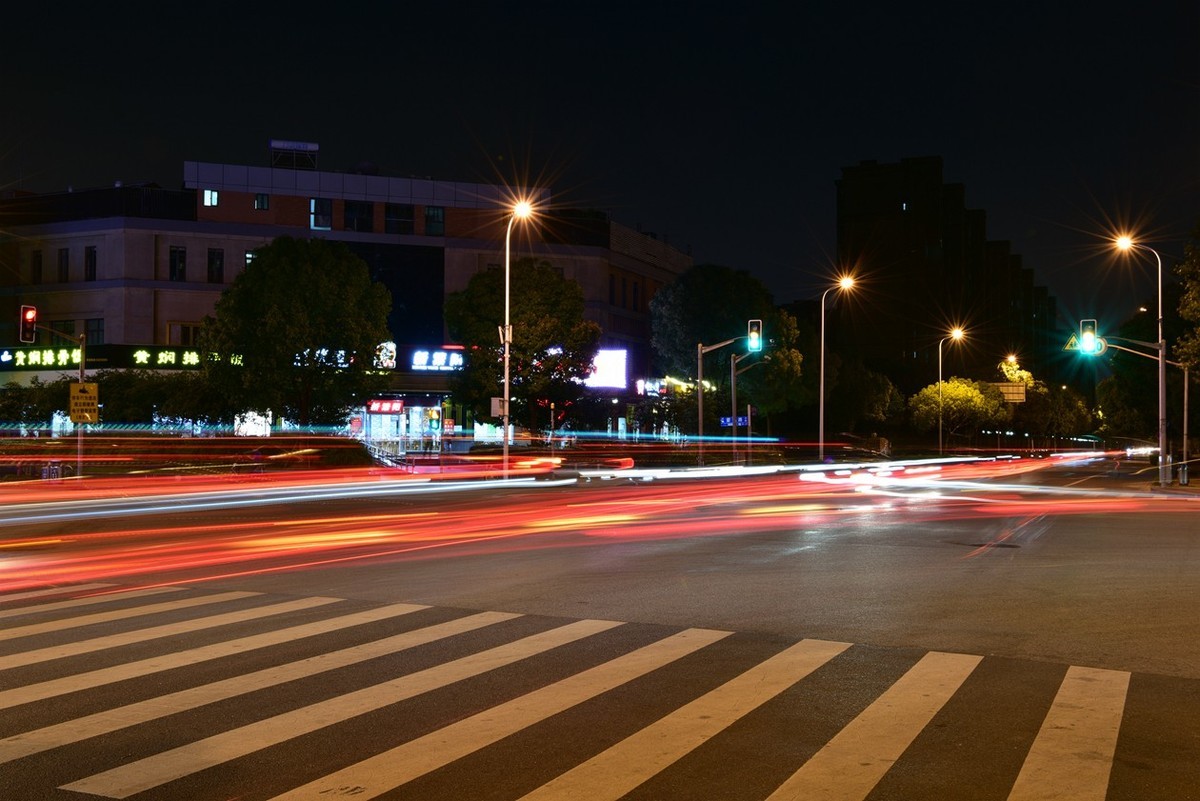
<box><xmin>502</xmin><ymin>199</ymin><xmax>534</xmax><ymax>479</ymax></box>
<box><xmin>938</xmin><ymin>327</ymin><xmax>965</xmax><ymax>455</ymax></box>
<box><xmin>818</xmin><ymin>275</ymin><xmax>855</xmax><ymax>462</ymax></box>
<box><xmin>1115</xmin><ymin>235</ymin><xmax>1169</xmax><ymax>486</ymax></box>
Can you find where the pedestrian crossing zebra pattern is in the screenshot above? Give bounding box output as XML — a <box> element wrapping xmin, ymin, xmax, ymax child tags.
<box><xmin>0</xmin><ymin>584</ymin><xmax>1196</xmax><ymax>800</ymax></box>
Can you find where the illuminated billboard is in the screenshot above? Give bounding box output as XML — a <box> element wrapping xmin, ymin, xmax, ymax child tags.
<box><xmin>583</xmin><ymin>349</ymin><xmax>627</xmax><ymax>389</ymax></box>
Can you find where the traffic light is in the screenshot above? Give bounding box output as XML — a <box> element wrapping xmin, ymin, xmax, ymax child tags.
<box><xmin>1080</xmin><ymin>319</ymin><xmax>1097</xmax><ymax>354</ymax></box>
<box><xmin>747</xmin><ymin>319</ymin><xmax>763</xmax><ymax>352</ymax></box>
<box><xmin>19</xmin><ymin>305</ymin><xmax>37</xmax><ymax>343</ymax></box>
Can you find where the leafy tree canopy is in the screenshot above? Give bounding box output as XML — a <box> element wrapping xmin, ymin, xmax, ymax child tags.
<box><xmin>649</xmin><ymin>263</ymin><xmax>777</xmax><ymax>378</ymax></box>
<box><xmin>1175</xmin><ymin>220</ymin><xmax>1200</xmax><ymax>368</ymax></box>
<box><xmin>908</xmin><ymin>377</ymin><xmax>1008</xmax><ymax>440</ymax></box>
<box><xmin>444</xmin><ymin>258</ymin><xmax>601</xmax><ymax>431</ymax></box>
<box><xmin>199</xmin><ymin>237</ymin><xmax>392</xmax><ymax>428</ymax></box>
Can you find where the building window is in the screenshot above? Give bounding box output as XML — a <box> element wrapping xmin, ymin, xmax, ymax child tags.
<box><xmin>168</xmin><ymin>322</ymin><xmax>201</xmax><ymax>346</ymax></box>
<box><xmin>310</xmin><ymin>198</ymin><xmax>332</xmax><ymax>230</ymax></box>
<box><xmin>203</xmin><ymin>189</ymin><xmax>220</xmax><ymax>207</ymax></box>
<box><xmin>245</xmin><ymin>250</ymin><xmax>257</xmax><ymax>267</ymax></box>
<box><xmin>609</xmin><ymin>274</ymin><xmax>616</xmax><ymax>305</ymax></box>
<box><xmin>30</xmin><ymin>250</ymin><xmax>42</xmax><ymax>284</ymax></box>
<box><xmin>633</xmin><ymin>281</ymin><xmax>640</xmax><ymax>311</ymax></box>
<box><xmin>57</xmin><ymin>248</ymin><xmax>70</xmax><ymax>282</ymax></box>
<box><xmin>85</xmin><ymin>318</ymin><xmax>104</xmax><ymax>345</ymax></box>
<box><xmin>84</xmin><ymin>246</ymin><xmax>97</xmax><ymax>281</ymax></box>
<box><xmin>344</xmin><ymin>200</ymin><xmax>374</xmax><ymax>233</ymax></box>
<box><xmin>254</xmin><ymin>193</ymin><xmax>270</xmax><ymax>210</ymax></box>
<box><xmin>50</xmin><ymin>319</ymin><xmax>75</xmax><ymax>347</ymax></box>
<box><xmin>169</xmin><ymin>246</ymin><xmax>187</xmax><ymax>282</ymax></box>
<box><xmin>424</xmin><ymin>206</ymin><xmax>445</xmax><ymax>236</ymax></box>
<box><xmin>207</xmin><ymin>248</ymin><xmax>225</xmax><ymax>283</ymax></box>
<box><xmin>385</xmin><ymin>203</ymin><xmax>415</xmax><ymax>234</ymax></box>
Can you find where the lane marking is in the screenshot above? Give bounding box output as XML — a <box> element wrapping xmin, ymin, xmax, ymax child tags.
<box><xmin>0</xmin><ymin>590</ymin><xmax>259</xmax><ymax>641</ymax></box>
<box><xmin>1007</xmin><ymin>665</ymin><xmax>1130</xmax><ymax>801</ymax></box>
<box><xmin>518</xmin><ymin>638</ymin><xmax>852</xmax><ymax>801</ymax></box>
<box><xmin>767</xmin><ymin>650</ymin><xmax>982</xmax><ymax>801</ymax></box>
<box><xmin>265</xmin><ymin>627</ymin><xmax>731</xmax><ymax>801</ymax></box>
<box><xmin>0</xmin><ymin>602</ymin><xmax>427</xmax><ymax>709</ymax></box>
<box><xmin>0</xmin><ymin>596</ymin><xmax>338</xmax><ymax>671</ymax></box>
<box><xmin>0</xmin><ymin>586</ymin><xmax>177</xmax><ymax>621</ymax></box>
<box><xmin>0</xmin><ymin>609</ymin><xmax>514</xmax><ymax>762</ymax></box>
<box><xmin>62</xmin><ymin>617</ymin><xmax>630</xmax><ymax>798</ymax></box>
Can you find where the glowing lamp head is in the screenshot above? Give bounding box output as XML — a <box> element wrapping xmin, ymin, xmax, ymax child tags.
<box><xmin>950</xmin><ymin>327</ymin><xmax>964</xmax><ymax>341</ymax></box>
<box><xmin>512</xmin><ymin>200</ymin><xmax>533</xmax><ymax>220</ymax></box>
<box><xmin>838</xmin><ymin>276</ymin><xmax>855</xmax><ymax>291</ymax></box>
<box><xmin>1115</xmin><ymin>235</ymin><xmax>1134</xmax><ymax>251</ymax></box>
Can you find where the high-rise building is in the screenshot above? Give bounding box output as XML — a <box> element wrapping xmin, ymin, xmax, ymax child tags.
<box><xmin>834</xmin><ymin>156</ymin><xmax>1059</xmax><ymax>393</ymax></box>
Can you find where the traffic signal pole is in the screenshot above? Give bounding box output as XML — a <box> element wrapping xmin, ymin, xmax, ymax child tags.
<box><xmin>697</xmin><ymin>337</ymin><xmax>738</xmax><ymax>465</ymax></box>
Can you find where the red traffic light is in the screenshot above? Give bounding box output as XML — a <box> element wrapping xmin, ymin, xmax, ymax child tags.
<box><xmin>19</xmin><ymin>305</ymin><xmax>37</xmax><ymax>343</ymax></box>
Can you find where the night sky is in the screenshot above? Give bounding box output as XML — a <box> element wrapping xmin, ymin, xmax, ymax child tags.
<box><xmin>4</xmin><ymin>3</ymin><xmax>1196</xmax><ymax>327</ymax></box>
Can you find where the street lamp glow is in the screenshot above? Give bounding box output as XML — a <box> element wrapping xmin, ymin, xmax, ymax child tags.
<box><xmin>819</xmin><ymin>275</ymin><xmax>856</xmax><ymax>462</ymax></box>
<box><xmin>1113</xmin><ymin>235</ymin><xmax>1169</xmax><ymax>486</ymax></box>
<box><xmin>938</xmin><ymin>328</ymin><xmax>966</xmax><ymax>456</ymax></box>
<box><xmin>502</xmin><ymin>199</ymin><xmax>536</xmax><ymax>479</ymax></box>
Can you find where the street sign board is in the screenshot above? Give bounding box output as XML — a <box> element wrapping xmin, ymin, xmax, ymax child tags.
<box><xmin>69</xmin><ymin>382</ymin><xmax>99</xmax><ymax>423</ymax></box>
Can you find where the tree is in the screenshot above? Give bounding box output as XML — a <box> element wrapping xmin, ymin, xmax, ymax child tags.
<box><xmin>908</xmin><ymin>377</ymin><xmax>1007</xmax><ymax>444</ymax></box>
<box><xmin>444</xmin><ymin>258</ymin><xmax>601</xmax><ymax>432</ymax></box>
<box><xmin>826</xmin><ymin>358</ymin><xmax>906</xmax><ymax>433</ymax></box>
<box><xmin>649</xmin><ymin>264</ymin><xmax>804</xmax><ymax>433</ymax></box>
<box><xmin>650</xmin><ymin>264</ymin><xmax>776</xmax><ymax>377</ymax></box>
<box><xmin>1174</xmin><ymin>220</ymin><xmax>1200</xmax><ymax>369</ymax></box>
<box><xmin>198</xmin><ymin>237</ymin><xmax>393</xmax><ymax>428</ymax></box>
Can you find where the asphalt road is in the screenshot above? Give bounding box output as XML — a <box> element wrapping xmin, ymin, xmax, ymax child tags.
<box><xmin>2</xmin><ymin>456</ymin><xmax>1198</xmax><ymax>799</ymax></box>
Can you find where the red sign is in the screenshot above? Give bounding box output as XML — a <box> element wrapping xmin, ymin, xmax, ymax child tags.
<box><xmin>367</xmin><ymin>399</ymin><xmax>404</xmax><ymax>414</ymax></box>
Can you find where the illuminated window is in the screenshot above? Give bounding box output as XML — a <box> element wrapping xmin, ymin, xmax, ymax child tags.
<box><xmin>385</xmin><ymin>203</ymin><xmax>415</xmax><ymax>234</ymax></box>
<box><xmin>30</xmin><ymin>249</ymin><xmax>43</xmax><ymax>283</ymax></box>
<box><xmin>57</xmin><ymin>248</ymin><xmax>69</xmax><ymax>282</ymax></box>
<box><xmin>424</xmin><ymin>206</ymin><xmax>445</xmax><ymax>236</ymax></box>
<box><xmin>344</xmin><ymin>200</ymin><xmax>374</xmax><ymax>232</ymax></box>
<box><xmin>84</xmin><ymin>246</ymin><xmax>97</xmax><ymax>281</ymax></box>
<box><xmin>203</xmin><ymin>189</ymin><xmax>219</xmax><ymax>207</ymax></box>
<box><xmin>310</xmin><ymin>198</ymin><xmax>332</xmax><ymax>230</ymax></box>
<box><xmin>254</xmin><ymin>193</ymin><xmax>270</xmax><ymax>210</ymax></box>
<box><xmin>169</xmin><ymin>246</ymin><xmax>186</xmax><ymax>281</ymax></box>
<box><xmin>245</xmin><ymin>250</ymin><xmax>256</xmax><ymax>267</ymax></box>
<box><xmin>207</xmin><ymin>248</ymin><xmax>225</xmax><ymax>283</ymax></box>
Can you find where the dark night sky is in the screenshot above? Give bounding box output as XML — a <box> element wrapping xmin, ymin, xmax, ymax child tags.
<box><xmin>4</xmin><ymin>2</ymin><xmax>1197</xmax><ymax>329</ymax></box>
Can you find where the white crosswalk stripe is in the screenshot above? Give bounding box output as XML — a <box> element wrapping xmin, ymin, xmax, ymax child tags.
<box><xmin>0</xmin><ymin>584</ymin><xmax>1183</xmax><ymax>800</ymax></box>
<box><xmin>766</xmin><ymin>651</ymin><xmax>983</xmax><ymax>801</ymax></box>
<box><xmin>0</xmin><ymin>594</ymin><xmax>338</xmax><ymax>670</ymax></box>
<box><xmin>1007</xmin><ymin>665</ymin><xmax>1130</xmax><ymax>801</ymax></box>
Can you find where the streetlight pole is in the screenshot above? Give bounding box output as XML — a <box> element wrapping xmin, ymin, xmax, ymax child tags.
<box><xmin>1117</xmin><ymin>237</ymin><xmax>1169</xmax><ymax>486</ymax></box>
<box><xmin>938</xmin><ymin>328</ymin><xmax>964</xmax><ymax>456</ymax></box>
<box><xmin>818</xmin><ymin>276</ymin><xmax>855</xmax><ymax>463</ymax></box>
<box><xmin>502</xmin><ymin>200</ymin><xmax>533</xmax><ymax>480</ymax></box>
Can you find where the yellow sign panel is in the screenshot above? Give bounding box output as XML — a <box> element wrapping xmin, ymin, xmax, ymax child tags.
<box><xmin>70</xmin><ymin>382</ymin><xmax>99</xmax><ymax>423</ymax></box>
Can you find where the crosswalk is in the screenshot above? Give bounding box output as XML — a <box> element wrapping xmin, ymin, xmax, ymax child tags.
<box><xmin>0</xmin><ymin>584</ymin><xmax>1195</xmax><ymax>800</ymax></box>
